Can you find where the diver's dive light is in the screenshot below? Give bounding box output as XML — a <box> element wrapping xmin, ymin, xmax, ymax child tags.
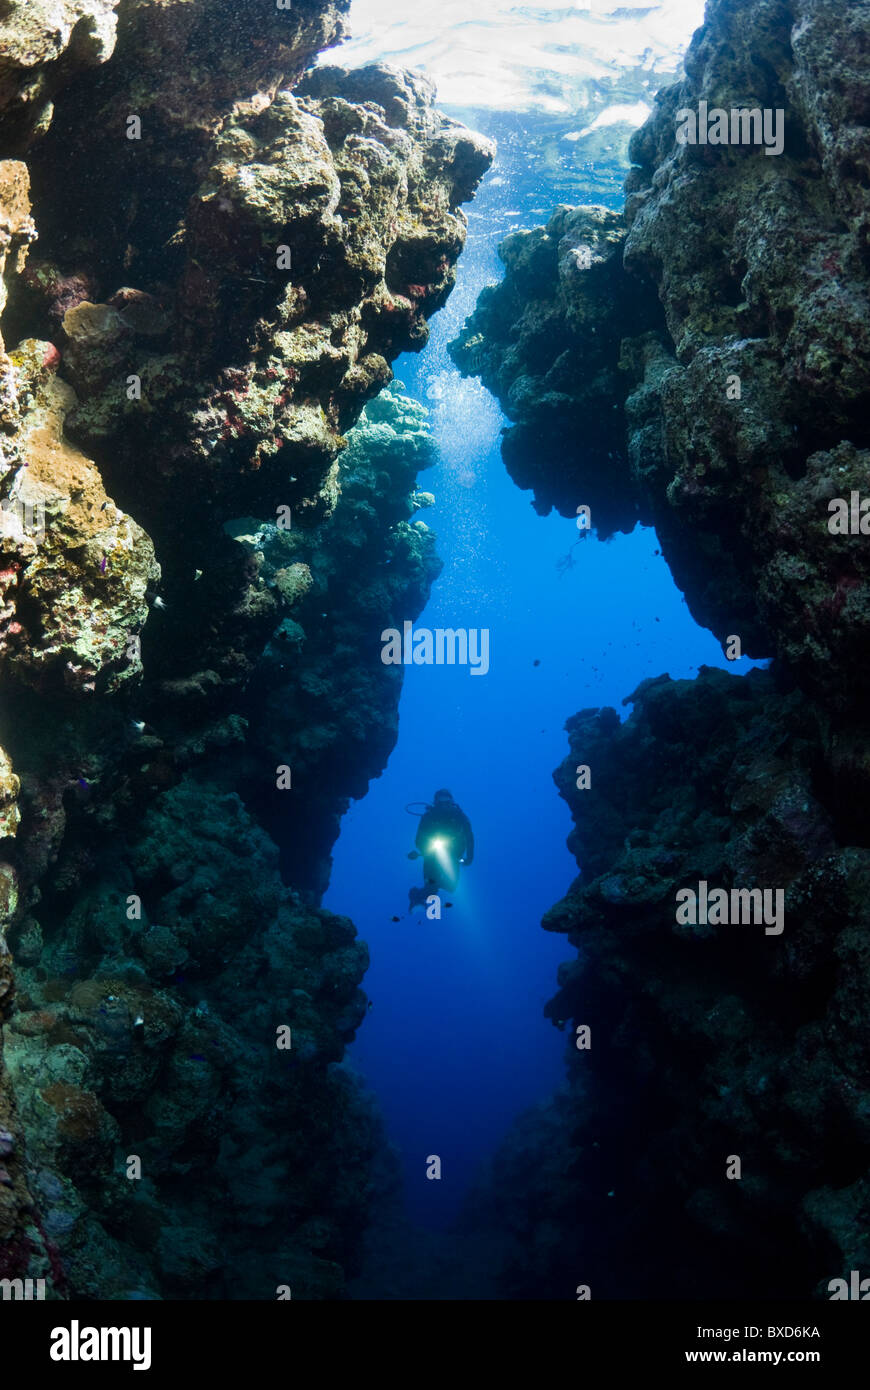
<box><xmin>427</xmin><ymin>835</ymin><xmax>452</xmax><ymax>870</ymax></box>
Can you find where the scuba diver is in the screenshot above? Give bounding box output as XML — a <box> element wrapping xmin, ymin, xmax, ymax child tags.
<box><xmin>407</xmin><ymin>789</ymin><xmax>474</xmax><ymax>909</ymax></box>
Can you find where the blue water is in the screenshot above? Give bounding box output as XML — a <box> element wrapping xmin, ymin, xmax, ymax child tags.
<box><xmin>324</xmin><ymin>151</ymin><xmax>762</xmax><ymax>1226</ymax></box>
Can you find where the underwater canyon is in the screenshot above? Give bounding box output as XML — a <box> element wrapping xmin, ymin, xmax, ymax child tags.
<box><xmin>0</xmin><ymin>0</ymin><xmax>868</xmax><ymax>1315</ymax></box>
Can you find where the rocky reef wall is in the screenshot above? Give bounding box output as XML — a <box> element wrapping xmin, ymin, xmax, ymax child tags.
<box><xmin>454</xmin><ymin>0</ymin><xmax>870</xmax><ymax>1297</ymax></box>
<box><xmin>0</xmin><ymin>0</ymin><xmax>492</xmax><ymax>1296</ymax></box>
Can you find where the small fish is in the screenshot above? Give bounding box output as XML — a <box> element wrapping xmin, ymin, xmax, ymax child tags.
<box><xmin>77</xmin><ymin>778</ymin><xmax>89</xmax><ymax>790</ymax></box>
<box><xmin>100</xmin><ymin>556</ymin><xmax>108</xmax><ymax>574</ymax></box>
<box><xmin>445</xmin><ymin>902</ymin><xmax>453</xmax><ymax>909</ymax></box>
<box><xmin>533</xmin><ymin>658</ymin><xmax>540</xmax><ymax>667</ymax></box>
<box><xmin>153</xmin><ymin>596</ymin><xmax>167</xmax><ymax>610</ymax></box>
<box><xmin>367</xmin><ymin>1001</ymin><xmax>373</xmax><ymax>1011</ymax></box>
<box><xmin>188</xmin><ymin>1054</ymin><xmax>206</xmax><ymax>1062</ymax></box>
<box><xmin>194</xmin><ymin>569</ymin><xmax>203</xmax><ymax>581</ymax></box>
<box><xmin>130</xmin><ymin>720</ymin><xmax>146</xmax><ymax>734</ymax></box>
<box><xmin>101</xmin><ymin>500</ymin><xmax>110</xmax><ymax>512</ymax></box>
<box><xmin>391</xmin><ymin>915</ymin><xmax>400</xmax><ymax>922</ymax></box>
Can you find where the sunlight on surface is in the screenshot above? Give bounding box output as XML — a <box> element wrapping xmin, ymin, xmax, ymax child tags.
<box><xmin>330</xmin><ymin>0</ymin><xmax>708</xmax><ymax>112</ymax></box>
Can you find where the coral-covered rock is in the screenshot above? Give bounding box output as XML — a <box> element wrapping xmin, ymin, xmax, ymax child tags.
<box><xmin>0</xmin><ymin>1</ymin><xmax>119</xmax><ymax>145</ymax></box>
<box><xmin>454</xmin><ymin>0</ymin><xmax>870</xmax><ymax>1301</ymax></box>
<box><xmin>0</xmin><ymin>0</ymin><xmax>488</xmax><ymax>1298</ymax></box>
<box><xmin>0</xmin><ymin>160</ymin><xmax>36</xmax><ymax>328</ymax></box>
<box><xmin>43</xmin><ymin>63</ymin><xmax>492</xmax><ymax>528</ymax></box>
<box><xmin>3</xmin><ymin>778</ymin><xmax>374</xmax><ymax>1296</ymax></box>
<box><xmin>454</xmin><ymin>0</ymin><xmax>870</xmax><ymax>714</ymax></box>
<box><xmin>1</xmin><ymin>341</ymin><xmax>159</xmax><ymax>693</ymax></box>
<box><xmin>0</xmin><ymin>747</ymin><xmax>19</xmax><ymax>839</ymax></box>
<box><xmin>237</xmin><ymin>380</ymin><xmax>442</xmax><ymax>894</ymax></box>
<box><xmin>465</xmin><ymin>668</ymin><xmax>870</xmax><ymax>1297</ymax></box>
<box><xmin>617</xmin><ymin>0</ymin><xmax>870</xmax><ymax>697</ymax></box>
<box><xmin>450</xmin><ymin>205</ymin><xmax>661</xmax><ymax>534</ymax></box>
<box><xmin>0</xmin><ymin>862</ymin><xmax>18</xmax><ymax>935</ymax></box>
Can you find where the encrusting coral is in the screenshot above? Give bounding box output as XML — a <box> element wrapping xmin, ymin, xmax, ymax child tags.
<box><xmin>454</xmin><ymin>0</ymin><xmax>870</xmax><ymax>1298</ymax></box>
<box><xmin>0</xmin><ymin>0</ymin><xmax>492</xmax><ymax>1296</ymax></box>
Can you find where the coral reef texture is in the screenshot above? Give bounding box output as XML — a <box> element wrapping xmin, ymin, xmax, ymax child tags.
<box><xmin>453</xmin><ymin>0</ymin><xmax>870</xmax><ymax>708</ymax></box>
<box><xmin>456</xmin><ymin>0</ymin><xmax>870</xmax><ymax>1298</ymax></box>
<box><xmin>0</xmin><ymin>0</ymin><xmax>491</xmax><ymax>1296</ymax></box>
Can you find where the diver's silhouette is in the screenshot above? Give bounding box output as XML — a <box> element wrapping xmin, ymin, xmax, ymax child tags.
<box><xmin>407</xmin><ymin>789</ymin><xmax>474</xmax><ymax>909</ymax></box>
